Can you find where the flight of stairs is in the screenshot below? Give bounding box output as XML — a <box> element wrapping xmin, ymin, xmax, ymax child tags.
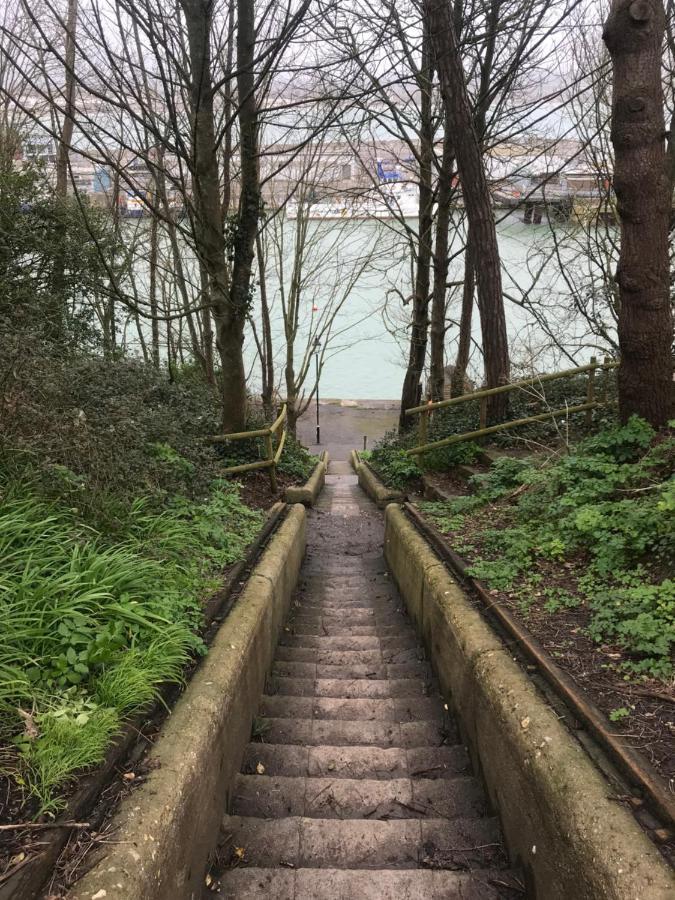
<box><xmin>205</xmin><ymin>462</ymin><xmax>519</xmax><ymax>898</ymax></box>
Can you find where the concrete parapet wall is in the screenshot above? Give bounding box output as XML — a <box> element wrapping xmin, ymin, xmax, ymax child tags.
<box><xmin>69</xmin><ymin>505</ymin><xmax>307</xmax><ymax>900</ymax></box>
<box><xmin>285</xmin><ymin>451</ymin><xmax>329</xmax><ymax>507</ymax></box>
<box><xmin>354</xmin><ymin>455</ymin><xmax>405</xmax><ymax>508</ymax></box>
<box><xmin>383</xmin><ymin>504</ymin><xmax>674</xmax><ymax>900</ymax></box>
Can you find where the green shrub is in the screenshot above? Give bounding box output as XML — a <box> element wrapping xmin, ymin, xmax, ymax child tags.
<box><xmin>419</xmin><ymin>419</ymin><xmax>675</xmax><ymax>678</ymax></box>
<box><xmin>367</xmin><ymin>447</ymin><xmax>422</xmax><ymax>489</ymax></box>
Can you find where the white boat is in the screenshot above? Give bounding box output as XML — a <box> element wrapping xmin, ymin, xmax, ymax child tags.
<box><xmin>286</xmin><ymin>183</ymin><xmax>419</xmax><ymax>221</ymax></box>
<box><xmin>122</xmin><ymin>194</ymin><xmax>148</xmax><ymax>218</ymax></box>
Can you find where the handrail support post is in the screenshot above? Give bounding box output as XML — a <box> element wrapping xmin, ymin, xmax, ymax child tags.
<box><xmin>586</xmin><ymin>357</ymin><xmax>597</xmax><ymax>426</ymax></box>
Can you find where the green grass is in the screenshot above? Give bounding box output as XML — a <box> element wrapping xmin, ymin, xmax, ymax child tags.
<box><xmin>0</xmin><ymin>476</ymin><xmax>263</xmax><ymax>815</ymax></box>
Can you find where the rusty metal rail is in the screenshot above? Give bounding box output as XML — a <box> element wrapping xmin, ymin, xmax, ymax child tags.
<box><xmin>402</xmin><ymin>501</ymin><xmax>675</xmax><ymax>832</ymax></box>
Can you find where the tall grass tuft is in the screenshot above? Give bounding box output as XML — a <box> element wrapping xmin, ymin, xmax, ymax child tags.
<box><xmin>0</xmin><ymin>478</ymin><xmax>262</xmax><ymax>814</ymax></box>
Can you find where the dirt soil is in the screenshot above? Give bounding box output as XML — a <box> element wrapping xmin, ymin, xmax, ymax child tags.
<box><xmin>423</xmin><ymin>471</ymin><xmax>471</xmax><ymax>497</ymax></box>
<box><xmin>413</xmin><ymin>502</ymin><xmax>675</xmax><ymax>818</ymax></box>
<box><xmin>236</xmin><ymin>469</ymin><xmax>298</xmax><ymax>511</ymax></box>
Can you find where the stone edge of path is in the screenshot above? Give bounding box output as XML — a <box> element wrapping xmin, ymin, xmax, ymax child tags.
<box><xmin>285</xmin><ymin>450</ymin><xmax>329</xmax><ymax>507</ymax></box>
<box><xmin>350</xmin><ymin>450</ymin><xmax>405</xmax><ymax>508</ymax></box>
<box><xmin>383</xmin><ymin>503</ymin><xmax>675</xmax><ymax>900</ymax></box>
<box><xmin>68</xmin><ymin>504</ymin><xmax>307</xmax><ymax>900</ymax></box>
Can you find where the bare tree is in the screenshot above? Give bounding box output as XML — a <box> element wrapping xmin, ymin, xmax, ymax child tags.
<box><xmin>424</xmin><ymin>0</ymin><xmax>510</xmax><ymax>422</ymax></box>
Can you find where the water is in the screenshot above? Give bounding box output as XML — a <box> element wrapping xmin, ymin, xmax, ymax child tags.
<box><xmin>125</xmin><ymin>213</ymin><xmax>614</xmax><ymax>400</ymax></box>
<box><xmin>245</xmin><ymin>212</ymin><xmax>613</xmax><ymax>399</ymax></box>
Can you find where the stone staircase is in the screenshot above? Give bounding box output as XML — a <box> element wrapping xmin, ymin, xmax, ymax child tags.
<box><xmin>206</xmin><ymin>461</ymin><xmax>519</xmax><ymax>898</ymax></box>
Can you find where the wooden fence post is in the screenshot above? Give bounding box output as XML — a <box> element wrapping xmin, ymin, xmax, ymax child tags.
<box><xmin>586</xmin><ymin>356</ymin><xmax>597</xmax><ymax>425</ymax></box>
<box><xmin>599</xmin><ymin>355</ymin><xmax>611</xmax><ymax>406</ymax></box>
<box><xmin>265</xmin><ymin>432</ymin><xmax>277</xmax><ymax>493</ymax></box>
<box><xmin>479</xmin><ymin>396</ymin><xmax>487</xmax><ymax>431</ymax></box>
<box><xmin>419</xmin><ymin>407</ymin><xmax>429</xmax><ymax>445</ymax></box>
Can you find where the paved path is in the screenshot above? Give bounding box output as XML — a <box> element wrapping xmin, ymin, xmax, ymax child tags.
<box><xmin>207</xmin><ymin>461</ymin><xmax>516</xmax><ymax>898</ymax></box>
<box><xmin>297</xmin><ymin>402</ymin><xmax>398</xmax><ymax>460</ymax></box>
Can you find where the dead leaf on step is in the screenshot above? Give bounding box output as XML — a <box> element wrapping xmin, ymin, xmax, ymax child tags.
<box><xmin>256</xmin><ymin>762</ymin><xmax>265</xmax><ymax>775</ymax></box>
<box><xmin>234</xmin><ymin>846</ymin><xmax>246</xmax><ymax>860</ymax></box>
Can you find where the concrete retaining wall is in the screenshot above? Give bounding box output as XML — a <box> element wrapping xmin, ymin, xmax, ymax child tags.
<box><xmin>69</xmin><ymin>505</ymin><xmax>307</xmax><ymax>900</ymax></box>
<box><xmin>384</xmin><ymin>505</ymin><xmax>674</xmax><ymax>900</ymax></box>
<box><xmin>285</xmin><ymin>451</ymin><xmax>329</xmax><ymax>506</ymax></box>
<box><xmin>353</xmin><ymin>454</ymin><xmax>405</xmax><ymax>508</ymax></box>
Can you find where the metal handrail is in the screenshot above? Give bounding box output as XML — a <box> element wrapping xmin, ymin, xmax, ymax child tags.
<box><xmin>406</xmin><ymin>358</ymin><xmax>617</xmax><ymax>456</ymax></box>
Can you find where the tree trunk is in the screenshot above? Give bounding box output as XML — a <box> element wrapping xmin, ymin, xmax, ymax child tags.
<box><xmin>452</xmin><ymin>227</ymin><xmax>475</xmax><ymax>396</ymax></box>
<box><xmin>256</xmin><ymin>232</ymin><xmax>275</xmax><ymax>418</ymax></box>
<box><xmin>399</xmin><ymin>18</ymin><xmax>435</xmax><ymax>430</ymax></box>
<box><xmin>603</xmin><ymin>0</ymin><xmax>673</xmax><ymax>427</ymax></box>
<box><xmin>55</xmin><ymin>0</ymin><xmax>77</xmax><ymax>198</ymax></box>
<box><xmin>148</xmin><ymin>210</ymin><xmax>160</xmax><ymax>368</ymax></box>
<box><xmin>50</xmin><ymin>0</ymin><xmax>78</xmax><ymax>347</ymax></box>
<box><xmin>424</xmin><ymin>0</ymin><xmax>510</xmax><ymax>424</ymax></box>
<box><xmin>285</xmin><ymin>348</ymin><xmax>298</xmax><ymax>439</ymax></box>
<box><xmin>181</xmin><ymin>0</ymin><xmax>247</xmax><ymax>430</ymax></box>
<box><xmin>429</xmin><ymin>116</ymin><xmax>455</xmax><ymax>402</ymax></box>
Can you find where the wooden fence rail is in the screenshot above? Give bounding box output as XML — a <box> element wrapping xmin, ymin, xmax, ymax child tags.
<box><xmin>406</xmin><ymin>358</ymin><xmax>618</xmax><ymax>457</ymax></box>
<box><xmin>206</xmin><ymin>404</ymin><xmax>287</xmax><ymax>492</ymax></box>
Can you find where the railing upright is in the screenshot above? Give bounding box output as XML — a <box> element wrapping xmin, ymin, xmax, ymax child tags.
<box><xmin>585</xmin><ymin>356</ymin><xmax>597</xmax><ymax>426</ymax></box>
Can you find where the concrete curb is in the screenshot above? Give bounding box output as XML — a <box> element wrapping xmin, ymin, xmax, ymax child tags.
<box><xmin>353</xmin><ymin>453</ymin><xmax>405</xmax><ymax>508</ymax></box>
<box><xmin>68</xmin><ymin>505</ymin><xmax>307</xmax><ymax>900</ymax></box>
<box><xmin>285</xmin><ymin>451</ymin><xmax>329</xmax><ymax>506</ymax></box>
<box><xmin>384</xmin><ymin>505</ymin><xmax>675</xmax><ymax>900</ymax></box>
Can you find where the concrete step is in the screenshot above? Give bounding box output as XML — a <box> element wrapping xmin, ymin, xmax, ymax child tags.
<box><xmin>275</xmin><ymin>647</ymin><xmax>384</xmax><ymax>666</ymax></box>
<box><xmin>259</xmin><ymin>695</ymin><xmax>445</xmax><ymax>723</ymax></box>
<box><xmin>285</xmin><ymin>623</ymin><xmax>410</xmax><ymax>638</ymax></box>
<box><xmin>241</xmin><ymin>743</ymin><xmax>471</xmax><ymax>780</ymax></box>
<box><xmin>270</xmin><ymin>677</ymin><xmax>433</xmax><ymax>699</ymax></box>
<box><xmin>271</xmin><ymin>661</ymin><xmax>434</xmax><ymax>681</ymax></box>
<box><xmin>219</xmin><ymin>815</ymin><xmax>505</xmax><ymax>870</ymax></box>
<box><xmin>298</xmin><ymin>572</ymin><xmax>393</xmax><ymax>585</ymax></box>
<box><xmin>278</xmin><ymin>634</ymin><xmax>419</xmax><ymax>652</ymax></box>
<box><xmin>213</xmin><ymin>867</ymin><xmax>517</xmax><ymax>899</ymax></box>
<box><xmin>287</xmin><ymin>613</ymin><xmax>411</xmax><ymax>631</ymax></box>
<box><xmin>290</xmin><ymin>599</ymin><xmax>404</xmax><ymax>613</ymax></box>
<box><xmin>249</xmin><ymin>718</ymin><xmax>458</xmax><ymax>748</ymax></box>
<box><xmin>232</xmin><ymin>774</ymin><xmax>486</xmax><ymax>820</ymax></box>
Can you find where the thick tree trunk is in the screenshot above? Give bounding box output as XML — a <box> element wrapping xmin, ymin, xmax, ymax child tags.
<box><xmin>424</xmin><ymin>0</ymin><xmax>510</xmax><ymax>424</ymax></box>
<box><xmin>429</xmin><ymin>117</ymin><xmax>455</xmax><ymax>402</ymax></box>
<box><xmin>603</xmin><ymin>0</ymin><xmax>673</xmax><ymax>427</ymax></box>
<box><xmin>452</xmin><ymin>228</ymin><xmax>475</xmax><ymax>396</ymax></box>
<box><xmin>182</xmin><ymin>0</ymin><xmax>247</xmax><ymax>430</ymax></box>
<box><xmin>399</xmin><ymin>18</ymin><xmax>435</xmax><ymax>430</ymax></box>
<box><xmin>226</xmin><ymin>0</ymin><xmax>261</xmax><ymax>415</ymax></box>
